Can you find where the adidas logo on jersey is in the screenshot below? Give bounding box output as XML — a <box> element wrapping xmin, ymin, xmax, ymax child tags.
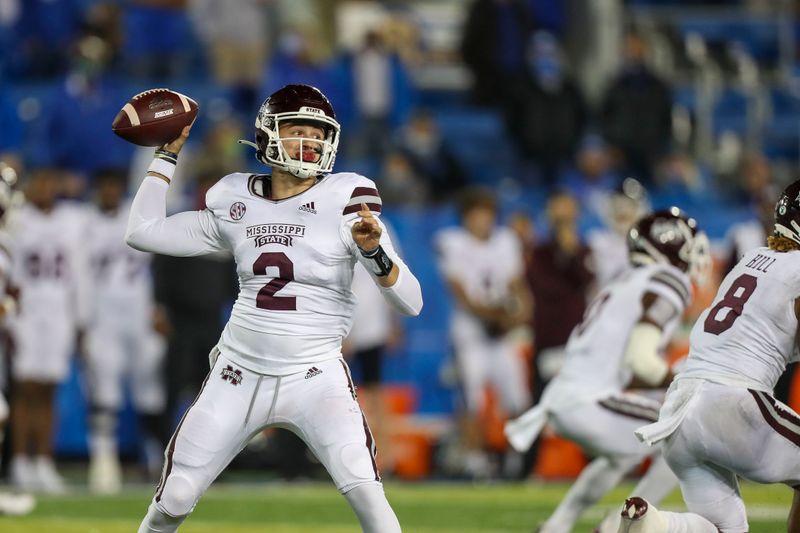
<box><xmin>305</xmin><ymin>366</ymin><xmax>322</xmax><ymax>379</ymax></box>
<box><xmin>299</xmin><ymin>202</ymin><xmax>317</xmax><ymax>214</ymax></box>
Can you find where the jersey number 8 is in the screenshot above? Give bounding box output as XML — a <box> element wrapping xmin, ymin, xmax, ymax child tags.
<box><xmin>703</xmin><ymin>274</ymin><xmax>757</xmax><ymax>335</ymax></box>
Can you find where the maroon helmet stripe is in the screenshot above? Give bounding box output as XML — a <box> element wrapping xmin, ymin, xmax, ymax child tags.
<box><xmin>749</xmin><ymin>390</ymin><xmax>800</xmax><ymax>448</ymax></box>
<box><xmin>343</xmin><ymin>202</ymin><xmax>382</xmax><ymax>215</ymax></box>
<box><xmin>598</xmin><ymin>395</ymin><xmax>660</xmax><ymax>422</ymax></box>
<box><xmin>155</xmin><ymin>368</ymin><xmax>213</xmax><ymax>502</ymax></box>
<box><xmin>338</xmin><ymin>360</ymin><xmax>379</xmax><ymax>481</ymax></box>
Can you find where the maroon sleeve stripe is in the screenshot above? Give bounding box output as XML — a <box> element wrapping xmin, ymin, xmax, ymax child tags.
<box><xmin>649</xmin><ymin>277</ymin><xmax>690</xmax><ymax>305</ymax></box>
<box><xmin>350</xmin><ymin>187</ymin><xmax>379</xmax><ymax>199</ymax></box>
<box><xmin>343</xmin><ymin>202</ymin><xmax>382</xmax><ymax>215</ymax></box>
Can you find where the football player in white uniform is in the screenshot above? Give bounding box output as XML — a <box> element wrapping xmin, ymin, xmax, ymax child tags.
<box><xmin>505</xmin><ymin>209</ymin><xmax>711</xmax><ymax>533</ymax></box>
<box><xmin>127</xmin><ymin>84</ymin><xmax>422</xmax><ymax>533</ymax></box>
<box><xmin>8</xmin><ymin>167</ymin><xmax>90</xmax><ymax>493</ymax></box>
<box><xmin>435</xmin><ymin>188</ymin><xmax>532</xmax><ymax>479</ymax></box>
<box><xmin>84</xmin><ymin>168</ymin><xmax>166</xmax><ymax>494</ymax></box>
<box><xmin>587</xmin><ymin>177</ymin><xmax>649</xmax><ymax>288</ymax></box>
<box><xmin>616</xmin><ymin>182</ymin><xmax>800</xmax><ymax>533</ymax></box>
<box><xmin>0</xmin><ymin>162</ymin><xmax>35</xmax><ymax>515</ymax></box>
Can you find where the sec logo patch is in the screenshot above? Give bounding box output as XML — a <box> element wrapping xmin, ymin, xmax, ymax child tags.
<box><xmin>230</xmin><ymin>202</ymin><xmax>246</xmax><ymax>220</ymax></box>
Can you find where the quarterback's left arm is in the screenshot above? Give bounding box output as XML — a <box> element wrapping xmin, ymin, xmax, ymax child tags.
<box><xmin>349</xmin><ymin>203</ymin><xmax>423</xmax><ymax>316</ymax></box>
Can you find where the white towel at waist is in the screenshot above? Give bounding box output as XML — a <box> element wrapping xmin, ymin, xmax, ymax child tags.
<box><xmin>504</xmin><ymin>404</ymin><xmax>547</xmax><ymax>452</ymax></box>
<box><xmin>635</xmin><ymin>377</ymin><xmax>705</xmax><ymax>446</ymax></box>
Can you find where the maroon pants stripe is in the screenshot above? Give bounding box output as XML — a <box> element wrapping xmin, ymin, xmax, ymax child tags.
<box><xmin>749</xmin><ymin>389</ymin><xmax>800</xmax><ymax>448</ymax></box>
<box><xmin>339</xmin><ymin>360</ymin><xmax>380</xmax><ymax>482</ymax></box>
<box><xmin>155</xmin><ymin>368</ymin><xmax>213</xmax><ymax>503</ymax></box>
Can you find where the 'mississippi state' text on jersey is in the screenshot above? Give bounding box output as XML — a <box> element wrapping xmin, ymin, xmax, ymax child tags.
<box><xmin>126</xmin><ymin>172</ymin><xmax>422</xmax><ymax>375</ymax></box>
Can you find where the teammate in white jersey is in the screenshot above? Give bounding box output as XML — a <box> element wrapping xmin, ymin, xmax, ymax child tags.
<box><xmin>505</xmin><ymin>208</ymin><xmax>711</xmax><ymax>533</ymax></box>
<box><xmin>8</xmin><ymin>167</ymin><xmax>90</xmax><ymax>493</ymax></box>
<box><xmin>616</xmin><ymin>182</ymin><xmax>800</xmax><ymax>533</ymax></box>
<box><xmin>0</xmin><ymin>161</ymin><xmax>35</xmax><ymax>515</ymax></box>
<box><xmin>587</xmin><ymin>177</ymin><xmax>649</xmax><ymax>288</ymax></box>
<box><xmin>435</xmin><ymin>187</ymin><xmax>532</xmax><ymax>479</ymax></box>
<box><xmin>84</xmin><ymin>168</ymin><xmax>166</xmax><ymax>494</ymax></box>
<box><xmin>127</xmin><ymin>84</ymin><xmax>422</xmax><ymax>533</ymax></box>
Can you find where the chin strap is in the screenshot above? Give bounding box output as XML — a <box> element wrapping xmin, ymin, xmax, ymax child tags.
<box><xmin>238</xmin><ymin>139</ymin><xmax>268</xmax><ymax>165</ymax></box>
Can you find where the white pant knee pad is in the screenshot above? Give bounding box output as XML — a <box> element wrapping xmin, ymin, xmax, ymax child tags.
<box><xmin>158</xmin><ymin>475</ymin><xmax>200</xmax><ymax>517</ymax></box>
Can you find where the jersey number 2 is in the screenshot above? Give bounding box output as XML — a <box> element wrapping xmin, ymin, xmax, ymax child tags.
<box><xmin>253</xmin><ymin>252</ymin><xmax>296</xmax><ymax>311</ymax></box>
<box><xmin>703</xmin><ymin>273</ymin><xmax>757</xmax><ymax>335</ymax></box>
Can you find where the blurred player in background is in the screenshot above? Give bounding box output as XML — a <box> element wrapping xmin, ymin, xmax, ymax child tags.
<box><xmin>126</xmin><ymin>84</ymin><xmax>422</xmax><ymax>533</ymax></box>
<box><xmin>0</xmin><ymin>161</ymin><xmax>34</xmax><ymax>515</ymax></box>
<box><xmin>344</xmin><ymin>220</ymin><xmax>405</xmax><ymax>474</ymax></box>
<box><xmin>587</xmin><ymin>177</ymin><xmax>649</xmax><ymax>288</ymax></box>
<box><xmin>618</xmin><ymin>181</ymin><xmax>800</xmax><ymax>533</ymax></box>
<box><xmin>506</xmin><ymin>208</ymin><xmax>711</xmax><ymax>533</ymax></box>
<box><xmin>435</xmin><ymin>187</ymin><xmax>532</xmax><ymax>479</ymax></box>
<box><xmin>8</xmin><ymin>167</ymin><xmax>90</xmax><ymax>493</ymax></box>
<box><xmin>84</xmin><ymin>168</ymin><xmax>166</xmax><ymax>494</ymax></box>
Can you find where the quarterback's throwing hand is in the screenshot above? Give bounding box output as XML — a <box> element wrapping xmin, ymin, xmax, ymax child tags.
<box><xmin>352</xmin><ymin>202</ymin><xmax>382</xmax><ymax>252</ymax></box>
<box><xmin>162</xmin><ymin>122</ymin><xmax>194</xmax><ymax>155</ymax></box>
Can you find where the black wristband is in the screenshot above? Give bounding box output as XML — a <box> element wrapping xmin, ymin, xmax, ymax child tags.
<box><xmin>359</xmin><ymin>245</ymin><xmax>394</xmax><ymax>277</ymax></box>
<box><xmin>155</xmin><ymin>148</ymin><xmax>178</xmax><ymax>165</ymax></box>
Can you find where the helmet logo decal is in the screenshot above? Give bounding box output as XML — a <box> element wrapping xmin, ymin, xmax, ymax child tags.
<box><xmin>780</xmin><ymin>204</ymin><xmax>787</xmax><ymax>215</ymax></box>
<box><xmin>299</xmin><ymin>106</ymin><xmax>324</xmax><ymax>116</ymax></box>
<box><xmin>650</xmin><ymin>220</ymin><xmax>682</xmax><ymax>244</ymax></box>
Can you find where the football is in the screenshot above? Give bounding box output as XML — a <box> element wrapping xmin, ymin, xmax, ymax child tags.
<box><xmin>111</xmin><ymin>88</ymin><xmax>199</xmax><ymax>147</ymax></box>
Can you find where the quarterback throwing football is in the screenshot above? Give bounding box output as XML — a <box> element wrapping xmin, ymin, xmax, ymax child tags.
<box><xmin>127</xmin><ymin>84</ymin><xmax>422</xmax><ymax>533</ymax></box>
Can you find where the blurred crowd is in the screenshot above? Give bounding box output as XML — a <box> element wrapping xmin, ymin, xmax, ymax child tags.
<box><xmin>0</xmin><ymin>0</ymin><xmax>797</xmax><ymax>485</ymax></box>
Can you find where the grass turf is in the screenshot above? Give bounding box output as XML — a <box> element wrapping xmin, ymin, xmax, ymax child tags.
<box><xmin>0</xmin><ymin>480</ymin><xmax>792</xmax><ymax>532</ymax></box>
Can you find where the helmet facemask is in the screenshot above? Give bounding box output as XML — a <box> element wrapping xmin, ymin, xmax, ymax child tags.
<box><xmin>773</xmin><ymin>184</ymin><xmax>800</xmax><ymax>246</ymax></box>
<box><xmin>687</xmin><ymin>231</ymin><xmax>711</xmax><ymax>286</ymax></box>
<box><xmin>254</xmin><ymin>108</ymin><xmax>340</xmax><ymax>179</ymax></box>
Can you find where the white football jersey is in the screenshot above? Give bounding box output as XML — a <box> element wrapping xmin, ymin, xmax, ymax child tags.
<box><xmin>545</xmin><ymin>262</ymin><xmax>691</xmax><ymax>406</ymax></box>
<box><xmin>587</xmin><ymin>229</ymin><xmax>630</xmax><ymax>288</ymax></box>
<box><xmin>10</xmin><ymin>202</ymin><xmax>90</xmax><ymax>327</ymax></box>
<box><xmin>191</xmin><ymin>172</ymin><xmax>405</xmax><ymax>374</ymax></box>
<box><xmin>434</xmin><ymin>225</ymin><xmax>523</xmax><ymax>328</ymax></box>
<box><xmin>682</xmin><ymin>246</ymin><xmax>800</xmax><ymax>391</ymax></box>
<box><xmin>85</xmin><ymin>204</ymin><xmax>153</xmax><ymax>326</ymax></box>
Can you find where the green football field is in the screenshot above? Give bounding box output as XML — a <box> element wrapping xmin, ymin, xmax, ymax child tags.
<box><xmin>0</xmin><ymin>480</ymin><xmax>792</xmax><ymax>532</ymax></box>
